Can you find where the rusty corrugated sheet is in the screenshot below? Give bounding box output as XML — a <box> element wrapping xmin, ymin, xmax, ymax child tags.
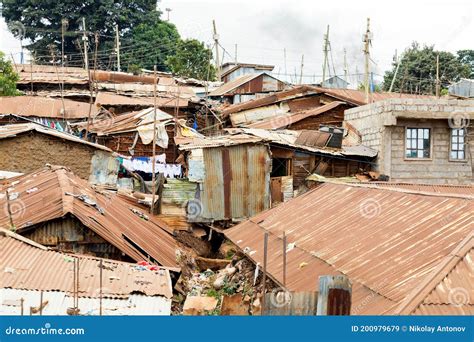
<box><xmin>0</xmin><ymin>123</ymin><xmax>112</xmax><ymax>152</ymax></box>
<box><xmin>294</xmin><ymin>130</ymin><xmax>331</xmax><ymax>148</ymax></box>
<box><xmin>362</xmin><ymin>182</ymin><xmax>474</xmax><ymax>196</ymax></box>
<box><xmin>0</xmin><ymin>96</ymin><xmax>98</xmax><ymax>119</ymax></box>
<box><xmin>210</xmin><ymin>73</ymin><xmax>285</xmax><ymax>97</ymax></box>
<box><xmin>246</xmin><ymin>101</ymin><xmax>345</xmax><ymax>129</ymax></box>
<box><xmin>0</xmin><ymin>166</ymin><xmax>179</xmax><ymax>268</ymax></box>
<box><xmin>0</xmin><ymin>230</ymin><xmax>173</xmax><ymax>298</ymax></box>
<box><xmin>198</xmin><ymin>144</ymin><xmax>271</xmax><ymax>221</ymax></box>
<box><xmin>225</xmin><ymin>182</ymin><xmax>473</xmax><ymax>315</ymax></box>
<box><xmin>95</xmin><ymin>92</ymin><xmax>189</xmax><ymax>108</ymax></box>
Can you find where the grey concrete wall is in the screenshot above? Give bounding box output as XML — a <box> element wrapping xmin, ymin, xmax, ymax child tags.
<box><xmin>345</xmin><ymin>98</ymin><xmax>474</xmax><ymax>184</ymax></box>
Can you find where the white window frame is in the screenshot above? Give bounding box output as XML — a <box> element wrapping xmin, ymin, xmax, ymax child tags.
<box><xmin>450</xmin><ymin>128</ymin><xmax>467</xmax><ymax>161</ymax></box>
<box><xmin>405</xmin><ymin>127</ymin><xmax>432</xmax><ymax>160</ymax></box>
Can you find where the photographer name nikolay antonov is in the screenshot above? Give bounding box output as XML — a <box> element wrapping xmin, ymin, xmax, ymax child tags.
<box><xmin>409</xmin><ymin>325</ymin><xmax>466</xmax><ymax>333</ymax></box>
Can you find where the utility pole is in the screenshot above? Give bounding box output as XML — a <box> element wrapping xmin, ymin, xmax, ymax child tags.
<box><xmin>283</xmin><ymin>48</ymin><xmax>287</xmax><ymax>82</ymax></box>
<box><xmin>81</xmin><ymin>17</ymin><xmax>89</xmax><ymax>71</ymax></box>
<box><xmin>363</xmin><ymin>18</ymin><xmax>371</xmax><ymax>103</ymax></box>
<box><xmin>234</xmin><ymin>44</ymin><xmax>238</xmax><ymax>63</ymax></box>
<box><xmin>212</xmin><ymin>20</ymin><xmax>221</xmax><ymax>81</ymax></box>
<box><xmin>151</xmin><ymin>65</ymin><xmax>158</xmax><ymax>214</ymax></box>
<box><xmin>435</xmin><ymin>54</ymin><xmax>440</xmax><ymax>98</ymax></box>
<box><xmin>322</xmin><ymin>25</ymin><xmax>330</xmax><ymax>85</ymax></box>
<box><xmin>299</xmin><ymin>54</ymin><xmax>304</xmax><ymax>84</ymax></box>
<box><xmin>115</xmin><ymin>24</ymin><xmax>121</xmax><ymax>72</ymax></box>
<box><xmin>389</xmin><ymin>56</ymin><xmax>402</xmax><ymax>93</ymax></box>
<box><xmin>343</xmin><ymin>48</ymin><xmax>348</xmax><ymax>83</ymax></box>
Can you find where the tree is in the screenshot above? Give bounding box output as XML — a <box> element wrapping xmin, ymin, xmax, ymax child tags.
<box><xmin>457</xmin><ymin>50</ymin><xmax>474</xmax><ymax>78</ymax></box>
<box><xmin>0</xmin><ymin>51</ymin><xmax>20</xmax><ymax>96</ymax></box>
<box><xmin>382</xmin><ymin>43</ymin><xmax>471</xmax><ymax>94</ymax></box>
<box><xmin>166</xmin><ymin>39</ymin><xmax>216</xmax><ymax>80</ymax></box>
<box><xmin>123</xmin><ymin>21</ymin><xmax>180</xmax><ymax>72</ymax></box>
<box><xmin>1</xmin><ymin>0</ymin><xmax>161</xmax><ymax>67</ymax></box>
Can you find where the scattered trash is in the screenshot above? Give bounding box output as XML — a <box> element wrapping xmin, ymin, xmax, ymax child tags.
<box><xmin>65</xmin><ymin>192</ymin><xmax>105</xmax><ymax>214</ymax></box>
<box><xmin>26</xmin><ymin>187</ymin><xmax>38</xmax><ymax>194</ymax></box>
<box><xmin>130</xmin><ymin>208</ymin><xmax>149</xmax><ymax>221</ymax></box>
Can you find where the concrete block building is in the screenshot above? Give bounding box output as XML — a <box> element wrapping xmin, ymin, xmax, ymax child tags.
<box><xmin>345</xmin><ymin>98</ymin><xmax>474</xmax><ymax>184</ymax></box>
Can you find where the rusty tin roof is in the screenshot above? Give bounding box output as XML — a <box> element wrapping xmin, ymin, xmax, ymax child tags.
<box><xmin>225</xmin><ymin>182</ymin><xmax>473</xmax><ymax>315</ymax></box>
<box><xmin>0</xmin><ymin>229</ymin><xmax>173</xmax><ymax>298</ymax></box>
<box><xmin>0</xmin><ymin>166</ymin><xmax>179</xmax><ymax>268</ymax></box>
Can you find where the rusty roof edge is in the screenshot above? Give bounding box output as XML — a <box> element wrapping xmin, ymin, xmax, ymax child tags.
<box><xmin>393</xmin><ymin>232</ymin><xmax>474</xmax><ymax>315</ymax></box>
<box><xmin>226</xmin><ymin>219</ymin><xmax>397</xmax><ymax>305</ymax></box>
<box><xmin>0</xmin><ymin>228</ymin><xmax>49</xmax><ymax>250</ymax></box>
<box><xmin>316</xmin><ymin>181</ymin><xmax>474</xmax><ymax>200</ymax></box>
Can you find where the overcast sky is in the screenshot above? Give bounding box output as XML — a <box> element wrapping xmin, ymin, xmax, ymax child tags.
<box><xmin>1</xmin><ymin>0</ymin><xmax>473</xmax><ymax>85</ymax></box>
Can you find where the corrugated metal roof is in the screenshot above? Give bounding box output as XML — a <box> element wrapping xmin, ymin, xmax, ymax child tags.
<box><xmin>0</xmin><ymin>289</ymin><xmax>171</xmax><ymax>315</ymax></box>
<box><xmin>0</xmin><ymin>123</ymin><xmax>112</xmax><ymax>152</ymax></box>
<box><xmin>394</xmin><ymin>232</ymin><xmax>474</xmax><ymax>315</ymax></box>
<box><xmin>246</xmin><ymin>101</ymin><xmax>345</xmax><ymax>129</ymax></box>
<box><xmin>294</xmin><ymin>130</ymin><xmax>331</xmax><ymax>148</ymax></box>
<box><xmin>0</xmin><ymin>96</ymin><xmax>98</xmax><ymax>119</ymax></box>
<box><xmin>361</xmin><ymin>182</ymin><xmax>474</xmax><ymax>196</ymax></box>
<box><xmin>209</xmin><ymin>73</ymin><xmax>267</xmax><ymax>97</ymax></box>
<box><xmin>73</xmin><ymin>107</ymin><xmax>173</xmax><ymax>135</ymax></box>
<box><xmin>0</xmin><ymin>229</ymin><xmax>173</xmax><ymax>298</ymax></box>
<box><xmin>0</xmin><ymin>166</ymin><xmax>179</xmax><ymax>268</ymax></box>
<box><xmin>221</xmin><ymin>85</ymin><xmax>435</xmax><ymax>116</ymax></box>
<box><xmin>95</xmin><ymin>92</ymin><xmax>189</xmax><ymax>108</ymax></box>
<box><xmin>225</xmin><ymin>182</ymin><xmax>474</xmax><ymax>315</ymax></box>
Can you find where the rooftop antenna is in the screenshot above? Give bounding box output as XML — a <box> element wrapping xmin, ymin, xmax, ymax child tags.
<box><xmin>343</xmin><ymin>48</ymin><xmax>348</xmax><ymax>82</ymax></box>
<box><xmin>212</xmin><ymin>20</ymin><xmax>221</xmax><ymax>81</ymax></box>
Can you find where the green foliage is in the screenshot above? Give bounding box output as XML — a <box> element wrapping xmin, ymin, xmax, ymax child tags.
<box><xmin>357</xmin><ymin>82</ymin><xmax>382</xmax><ymax>93</ymax></box>
<box><xmin>1</xmin><ymin>0</ymin><xmax>160</xmax><ymax>66</ymax></box>
<box><xmin>123</xmin><ymin>20</ymin><xmax>180</xmax><ymax>72</ymax></box>
<box><xmin>0</xmin><ymin>51</ymin><xmax>20</xmax><ymax>96</ymax></box>
<box><xmin>166</xmin><ymin>39</ymin><xmax>216</xmax><ymax>80</ymax></box>
<box><xmin>456</xmin><ymin>49</ymin><xmax>474</xmax><ymax>78</ymax></box>
<box><xmin>382</xmin><ymin>42</ymin><xmax>471</xmax><ymax>94</ymax></box>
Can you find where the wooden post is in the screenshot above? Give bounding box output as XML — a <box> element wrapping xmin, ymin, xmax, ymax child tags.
<box><xmin>39</xmin><ymin>291</ymin><xmax>43</xmax><ymax>315</ymax></box>
<box><xmin>20</xmin><ymin>298</ymin><xmax>24</xmax><ymax>316</ymax></box>
<box><xmin>282</xmin><ymin>231</ymin><xmax>287</xmax><ymax>287</ymax></box>
<box><xmin>316</xmin><ymin>275</ymin><xmax>352</xmax><ymax>315</ymax></box>
<box><xmin>261</xmin><ymin>231</ymin><xmax>269</xmax><ymax>315</ymax></box>
<box><xmin>99</xmin><ymin>259</ymin><xmax>103</xmax><ymax>316</ymax></box>
<box><xmin>435</xmin><ymin>54</ymin><xmax>440</xmax><ymax>98</ymax></box>
<box><xmin>151</xmin><ymin>65</ymin><xmax>158</xmax><ymax>214</ymax></box>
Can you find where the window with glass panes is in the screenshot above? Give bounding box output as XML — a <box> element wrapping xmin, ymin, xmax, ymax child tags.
<box><xmin>450</xmin><ymin>128</ymin><xmax>466</xmax><ymax>160</ymax></box>
<box><xmin>405</xmin><ymin>128</ymin><xmax>431</xmax><ymax>159</ymax></box>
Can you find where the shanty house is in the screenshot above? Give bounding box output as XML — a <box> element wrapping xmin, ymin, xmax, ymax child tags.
<box><xmin>220</xmin><ymin>62</ymin><xmax>275</xmax><ymax>83</ymax></box>
<box><xmin>209</xmin><ymin>73</ymin><xmax>286</xmax><ymax>104</ymax></box>
<box><xmin>0</xmin><ymin>229</ymin><xmax>173</xmax><ymax>315</ymax></box>
<box><xmin>0</xmin><ymin>123</ymin><xmax>119</xmax><ymax>184</ymax></box>
<box><xmin>226</xmin><ymin>182</ymin><xmax>474</xmax><ymax>315</ymax></box>
<box><xmin>0</xmin><ymin>166</ymin><xmax>178</xmax><ymax>268</ymax></box>
<box><xmin>321</xmin><ymin>75</ymin><xmax>349</xmax><ymax>89</ymax></box>
<box><xmin>345</xmin><ymin>98</ymin><xmax>474</xmax><ymax>184</ymax></box>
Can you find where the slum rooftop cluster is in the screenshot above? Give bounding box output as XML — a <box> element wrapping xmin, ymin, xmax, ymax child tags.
<box><xmin>0</xmin><ymin>62</ymin><xmax>473</xmax><ymax>316</ymax></box>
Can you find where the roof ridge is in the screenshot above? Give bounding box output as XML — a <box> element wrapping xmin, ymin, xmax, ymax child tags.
<box><xmin>393</xmin><ymin>232</ymin><xmax>474</xmax><ymax>314</ymax></box>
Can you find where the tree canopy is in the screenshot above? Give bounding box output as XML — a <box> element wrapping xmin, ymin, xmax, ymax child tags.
<box><xmin>382</xmin><ymin>43</ymin><xmax>471</xmax><ymax>94</ymax></box>
<box><xmin>166</xmin><ymin>39</ymin><xmax>216</xmax><ymax>80</ymax></box>
<box><xmin>2</xmin><ymin>0</ymin><xmax>216</xmax><ymax>79</ymax></box>
<box><xmin>0</xmin><ymin>51</ymin><xmax>20</xmax><ymax>96</ymax></box>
